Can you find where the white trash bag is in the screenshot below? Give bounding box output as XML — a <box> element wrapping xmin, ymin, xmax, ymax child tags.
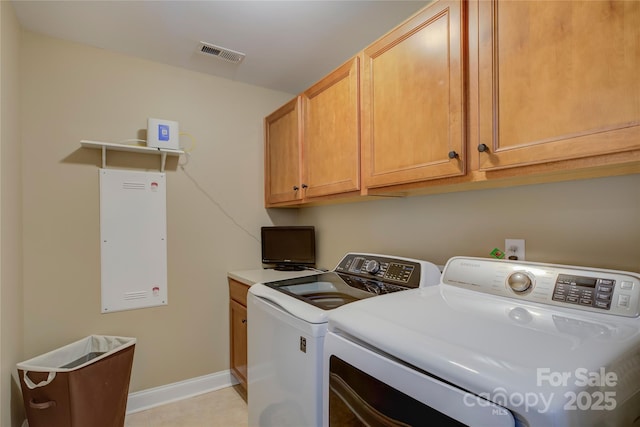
<box><xmin>17</xmin><ymin>335</ymin><xmax>136</xmax><ymax>387</ymax></box>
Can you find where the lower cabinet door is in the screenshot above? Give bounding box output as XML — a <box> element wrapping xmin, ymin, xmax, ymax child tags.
<box><xmin>230</xmin><ymin>299</ymin><xmax>248</xmax><ymax>389</ymax></box>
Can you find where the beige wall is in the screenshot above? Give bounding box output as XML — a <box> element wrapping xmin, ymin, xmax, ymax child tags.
<box><xmin>20</xmin><ymin>31</ymin><xmax>297</xmax><ymax>392</ymax></box>
<box><xmin>299</xmin><ymin>174</ymin><xmax>640</xmax><ymax>273</ymax></box>
<box><xmin>1</xmin><ymin>1</ymin><xmax>25</xmax><ymax>426</ymax></box>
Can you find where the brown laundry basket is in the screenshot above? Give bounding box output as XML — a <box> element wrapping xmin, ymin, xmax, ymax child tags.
<box><xmin>17</xmin><ymin>335</ymin><xmax>136</xmax><ymax>427</ymax></box>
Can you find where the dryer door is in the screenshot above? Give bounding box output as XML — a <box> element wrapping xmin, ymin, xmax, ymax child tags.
<box><xmin>323</xmin><ymin>331</ymin><xmax>515</xmax><ymax>427</ymax></box>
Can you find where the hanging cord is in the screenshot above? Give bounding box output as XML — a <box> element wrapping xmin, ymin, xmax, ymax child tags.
<box><xmin>178</xmin><ymin>132</ymin><xmax>196</xmax><ymax>167</ymax></box>
<box><xmin>176</xmin><ymin>131</ymin><xmax>259</xmax><ymax>243</ymax></box>
<box><xmin>179</xmin><ymin>132</ymin><xmax>197</xmax><ymax>153</ymax></box>
<box><xmin>119</xmin><ymin>129</ymin><xmax>259</xmax><ymax>242</ymax></box>
<box><xmin>179</xmin><ymin>166</ymin><xmax>260</xmax><ymax>243</ymax></box>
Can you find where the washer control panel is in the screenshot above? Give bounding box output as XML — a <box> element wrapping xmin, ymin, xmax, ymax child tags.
<box><xmin>443</xmin><ymin>257</ymin><xmax>640</xmax><ymax>318</ymax></box>
<box><xmin>335</xmin><ymin>254</ymin><xmax>421</xmax><ymax>288</ymax></box>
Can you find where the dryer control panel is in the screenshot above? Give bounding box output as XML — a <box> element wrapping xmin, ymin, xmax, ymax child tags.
<box><xmin>551</xmin><ymin>274</ymin><xmax>618</xmax><ymax>310</ymax></box>
<box><xmin>443</xmin><ymin>257</ymin><xmax>640</xmax><ymax>318</ymax></box>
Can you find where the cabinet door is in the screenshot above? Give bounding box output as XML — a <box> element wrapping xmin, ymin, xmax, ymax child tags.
<box><xmin>361</xmin><ymin>0</ymin><xmax>465</xmax><ymax>190</ymax></box>
<box><xmin>473</xmin><ymin>0</ymin><xmax>640</xmax><ymax>171</ymax></box>
<box><xmin>265</xmin><ymin>97</ymin><xmax>302</xmax><ymax>205</ymax></box>
<box><xmin>302</xmin><ymin>57</ymin><xmax>360</xmax><ymax>199</ymax></box>
<box><xmin>230</xmin><ymin>299</ymin><xmax>248</xmax><ymax>389</ymax></box>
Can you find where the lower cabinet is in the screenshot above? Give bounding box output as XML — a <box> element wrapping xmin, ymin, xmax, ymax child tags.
<box><xmin>228</xmin><ymin>278</ymin><xmax>249</xmax><ymax>392</ymax></box>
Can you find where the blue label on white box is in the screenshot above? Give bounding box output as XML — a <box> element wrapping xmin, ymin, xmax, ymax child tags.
<box><xmin>158</xmin><ymin>124</ymin><xmax>170</xmax><ymax>141</ymax></box>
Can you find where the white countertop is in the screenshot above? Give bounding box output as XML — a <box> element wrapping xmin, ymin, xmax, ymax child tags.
<box><xmin>227</xmin><ymin>268</ymin><xmax>322</xmax><ymax>286</ymax></box>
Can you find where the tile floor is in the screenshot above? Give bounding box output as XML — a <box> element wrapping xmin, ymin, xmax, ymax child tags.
<box><xmin>124</xmin><ymin>385</ymin><xmax>248</xmax><ymax>427</ymax></box>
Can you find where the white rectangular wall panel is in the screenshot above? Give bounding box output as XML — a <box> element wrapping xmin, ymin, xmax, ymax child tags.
<box><xmin>100</xmin><ymin>168</ymin><xmax>168</xmax><ymax>313</ymax></box>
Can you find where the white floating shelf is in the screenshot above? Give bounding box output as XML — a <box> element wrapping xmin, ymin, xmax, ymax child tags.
<box><xmin>80</xmin><ymin>140</ymin><xmax>184</xmax><ymax>172</ymax></box>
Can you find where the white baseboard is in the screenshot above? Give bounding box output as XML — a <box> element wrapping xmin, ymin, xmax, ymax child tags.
<box><xmin>126</xmin><ymin>370</ymin><xmax>240</xmax><ymax>414</ymax></box>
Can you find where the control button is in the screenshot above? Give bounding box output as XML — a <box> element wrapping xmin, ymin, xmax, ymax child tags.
<box><xmin>579</xmin><ymin>298</ymin><xmax>592</xmax><ymax>305</ymax></box>
<box><xmin>598</xmin><ymin>285</ymin><xmax>613</xmax><ymax>293</ymax></box>
<box><xmin>553</xmin><ymin>294</ymin><xmax>566</xmax><ymax>301</ymax></box>
<box><xmin>567</xmin><ymin>296</ymin><xmax>579</xmax><ymax>303</ymax></box>
<box><xmin>597</xmin><ymin>293</ymin><xmax>612</xmax><ymax>301</ymax></box>
<box><xmin>595</xmin><ymin>300</ymin><xmax>611</xmax><ymax>309</ymax></box>
<box><xmin>620</xmin><ymin>281</ymin><xmax>634</xmax><ymax>290</ymax></box>
<box><xmin>618</xmin><ymin>294</ymin><xmax>631</xmax><ymax>308</ymax></box>
<box><xmin>598</xmin><ymin>279</ymin><xmax>615</xmax><ymax>286</ymax></box>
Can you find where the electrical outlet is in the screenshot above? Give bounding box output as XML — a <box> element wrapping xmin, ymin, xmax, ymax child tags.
<box><xmin>505</xmin><ymin>239</ymin><xmax>525</xmax><ymax>261</ymax></box>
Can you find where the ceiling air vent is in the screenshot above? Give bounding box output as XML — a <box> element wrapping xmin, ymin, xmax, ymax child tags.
<box><xmin>198</xmin><ymin>41</ymin><xmax>245</xmax><ymax>64</ymax></box>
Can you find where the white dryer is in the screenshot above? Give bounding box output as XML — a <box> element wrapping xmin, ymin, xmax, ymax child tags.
<box><xmin>324</xmin><ymin>257</ymin><xmax>640</xmax><ymax>427</ymax></box>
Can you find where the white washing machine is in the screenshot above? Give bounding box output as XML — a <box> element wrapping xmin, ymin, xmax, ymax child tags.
<box><xmin>247</xmin><ymin>253</ymin><xmax>442</xmax><ymax>427</ymax></box>
<box><xmin>324</xmin><ymin>256</ymin><xmax>640</xmax><ymax>427</ymax></box>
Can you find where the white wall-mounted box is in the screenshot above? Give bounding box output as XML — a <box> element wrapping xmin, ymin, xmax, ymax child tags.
<box><xmin>99</xmin><ymin>169</ymin><xmax>168</xmax><ymax>313</ymax></box>
<box><xmin>147</xmin><ymin>118</ymin><xmax>180</xmax><ymax>150</ymax></box>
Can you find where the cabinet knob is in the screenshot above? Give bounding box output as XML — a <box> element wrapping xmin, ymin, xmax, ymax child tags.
<box><xmin>301</xmin><ymin>184</ymin><xmax>308</xmax><ymax>189</ymax></box>
<box><xmin>448</xmin><ymin>151</ymin><xmax>458</xmax><ymax>159</ymax></box>
<box><xmin>293</xmin><ymin>185</ymin><xmax>299</xmax><ymax>191</ymax></box>
<box><xmin>478</xmin><ymin>144</ymin><xmax>489</xmax><ymax>153</ymax></box>
<box><xmin>242</xmin><ymin>319</ymin><xmax>247</xmax><ymax>324</ymax></box>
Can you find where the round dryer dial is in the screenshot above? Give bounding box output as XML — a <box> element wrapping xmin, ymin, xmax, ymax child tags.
<box><xmin>507</xmin><ymin>271</ymin><xmax>534</xmax><ymax>293</ymax></box>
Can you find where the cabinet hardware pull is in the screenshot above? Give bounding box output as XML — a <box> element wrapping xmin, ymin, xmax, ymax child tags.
<box><xmin>448</xmin><ymin>151</ymin><xmax>458</xmax><ymax>159</ymax></box>
<box><xmin>478</xmin><ymin>144</ymin><xmax>489</xmax><ymax>153</ymax></box>
<box><xmin>293</xmin><ymin>186</ymin><xmax>299</xmax><ymax>191</ymax></box>
<box><xmin>242</xmin><ymin>319</ymin><xmax>247</xmax><ymax>324</ymax></box>
<box><xmin>301</xmin><ymin>184</ymin><xmax>308</xmax><ymax>189</ymax></box>
<box><xmin>29</xmin><ymin>399</ymin><xmax>56</xmax><ymax>410</ymax></box>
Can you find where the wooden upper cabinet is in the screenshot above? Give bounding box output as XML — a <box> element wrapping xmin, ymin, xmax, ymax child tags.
<box><xmin>302</xmin><ymin>57</ymin><xmax>360</xmax><ymax>199</ymax></box>
<box><xmin>264</xmin><ymin>97</ymin><xmax>302</xmax><ymax>205</ymax></box>
<box><xmin>361</xmin><ymin>0</ymin><xmax>466</xmax><ymax>190</ymax></box>
<box><xmin>472</xmin><ymin>0</ymin><xmax>640</xmax><ymax>171</ymax></box>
